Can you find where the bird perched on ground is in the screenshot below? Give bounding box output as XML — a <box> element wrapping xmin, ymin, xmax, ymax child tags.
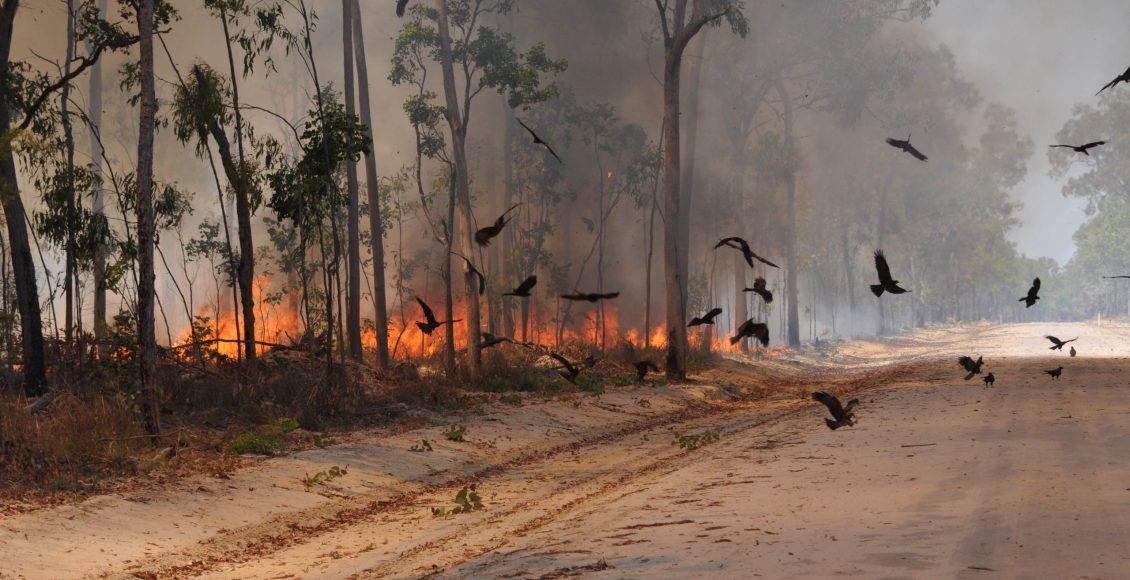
<box><xmin>480</xmin><ymin>333</ymin><xmax>513</xmax><ymax>349</ymax></box>
<box><xmin>396</xmin><ymin>0</ymin><xmax>409</xmax><ymax>17</ymax></box>
<box><xmin>1019</xmin><ymin>277</ymin><xmax>1040</xmax><ymax>308</ymax></box>
<box><xmin>1097</xmin><ymin>65</ymin><xmax>1130</xmax><ymax>95</ymax></box>
<box><xmin>1050</xmin><ymin>141</ymin><xmax>1106</xmax><ymax>156</ymax></box>
<box><xmin>548</xmin><ymin>353</ymin><xmax>598</xmax><ymax>384</ymax></box>
<box><xmin>870</xmin><ymin>250</ymin><xmax>910</xmax><ymax>297</ymax></box>
<box><xmin>714</xmin><ymin>237</ymin><xmax>780</xmax><ymax>268</ymax></box>
<box><xmin>744</xmin><ymin>276</ymin><xmax>773</xmax><ymax>304</ymax></box>
<box><xmin>503</xmin><ymin>275</ymin><xmax>537</xmax><ymax>297</ymax></box>
<box><xmin>517</xmin><ymin>118</ymin><xmax>562</xmax><ymax>163</ymax></box>
<box><xmin>885</xmin><ymin>134</ymin><xmax>928</xmax><ymax>161</ymax></box>
<box><xmin>633</xmin><ymin>360</ymin><xmax>660</xmax><ymax>381</ymax></box>
<box><xmin>812</xmin><ymin>391</ymin><xmax>859</xmax><ymax>430</ymax></box>
<box><xmin>1045</xmin><ymin>366</ymin><xmax>1064</xmax><ymax>380</ymax></box>
<box><xmin>1045</xmin><ymin>335</ymin><xmax>1077</xmax><ymax>350</ymax></box>
<box><xmin>415</xmin><ymin>297</ymin><xmax>459</xmax><ymax>335</ymax></box>
<box><xmin>1070</xmin><ymin>346</ymin><xmax>1077</xmax><ymax>357</ymax></box>
<box><xmin>958</xmin><ymin>355</ymin><xmax>984</xmax><ymax>380</ymax></box>
<box><xmin>731</xmin><ymin>319</ymin><xmax>769</xmax><ymax>347</ymax></box>
<box><xmin>688</xmin><ymin>307</ymin><xmax>723</xmax><ymax>327</ymax></box>
<box><xmin>560</xmin><ymin>291</ymin><xmax>619</xmax><ymax>302</ymax></box>
<box><xmin>983</xmin><ymin>372</ymin><xmax>995</xmax><ymax>387</ymax></box>
<box><xmin>451</xmin><ymin>252</ymin><xmax>485</xmax><ymax>295</ymax></box>
<box><xmin>475</xmin><ymin>203</ymin><xmax>521</xmax><ymax>247</ymax></box>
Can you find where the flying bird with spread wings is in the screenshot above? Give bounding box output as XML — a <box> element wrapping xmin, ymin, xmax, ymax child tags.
<box><xmin>885</xmin><ymin>134</ymin><xmax>928</xmax><ymax>161</ymax></box>
<box><xmin>812</xmin><ymin>391</ymin><xmax>859</xmax><ymax>430</ymax></box>
<box><xmin>688</xmin><ymin>307</ymin><xmax>723</xmax><ymax>327</ymax></box>
<box><xmin>560</xmin><ymin>291</ymin><xmax>619</xmax><ymax>302</ymax></box>
<box><xmin>475</xmin><ymin>203</ymin><xmax>521</xmax><ymax>247</ymax></box>
<box><xmin>870</xmin><ymin>250</ymin><xmax>910</xmax><ymax>297</ymax></box>
<box><xmin>1103</xmin><ymin>275</ymin><xmax>1130</xmax><ymax>279</ymax></box>
<box><xmin>744</xmin><ymin>276</ymin><xmax>773</xmax><ymax>304</ymax></box>
<box><xmin>731</xmin><ymin>319</ymin><xmax>769</xmax><ymax>347</ymax></box>
<box><xmin>415</xmin><ymin>297</ymin><xmax>459</xmax><ymax>335</ymax></box>
<box><xmin>1045</xmin><ymin>335</ymin><xmax>1078</xmax><ymax>351</ymax></box>
<box><xmin>547</xmin><ymin>353</ymin><xmax>598</xmax><ymax>384</ymax></box>
<box><xmin>503</xmin><ymin>275</ymin><xmax>537</xmax><ymax>297</ymax></box>
<box><xmin>1019</xmin><ymin>277</ymin><xmax>1040</xmax><ymax>308</ymax></box>
<box><xmin>1049</xmin><ymin>141</ymin><xmax>1106</xmax><ymax>156</ymax></box>
<box><xmin>517</xmin><ymin>118</ymin><xmax>562</xmax><ymax>163</ymax></box>
<box><xmin>958</xmin><ymin>355</ymin><xmax>984</xmax><ymax>380</ymax></box>
<box><xmin>1097</xmin><ymin>65</ymin><xmax>1130</xmax><ymax>95</ymax></box>
<box><xmin>714</xmin><ymin>237</ymin><xmax>780</xmax><ymax>268</ymax></box>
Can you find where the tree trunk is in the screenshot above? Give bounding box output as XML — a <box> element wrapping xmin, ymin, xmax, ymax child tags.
<box><xmin>350</xmin><ymin>0</ymin><xmax>389</xmax><ymax>369</ymax></box>
<box><xmin>678</xmin><ymin>33</ymin><xmax>705</xmax><ymax>348</ymax></box>
<box><xmin>62</xmin><ymin>0</ymin><xmax>76</xmax><ymax>346</ymax></box>
<box><xmin>662</xmin><ymin>38</ymin><xmax>688</xmax><ymax>379</ymax></box>
<box><xmin>88</xmin><ymin>0</ymin><xmax>108</xmax><ymax>353</ymax></box>
<box><xmin>0</xmin><ymin>0</ymin><xmax>48</xmax><ymax>397</ymax></box>
<box><xmin>435</xmin><ymin>0</ymin><xmax>481</xmax><ymax>376</ymax></box>
<box><xmin>342</xmin><ymin>0</ymin><xmax>362</xmax><ymax>360</ymax></box>
<box><xmin>136</xmin><ymin>0</ymin><xmax>160</xmax><ymax>438</ymax></box>
<box><xmin>776</xmin><ymin>80</ymin><xmax>801</xmax><ymax>348</ymax></box>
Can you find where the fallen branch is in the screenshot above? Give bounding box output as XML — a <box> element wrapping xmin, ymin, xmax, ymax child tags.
<box><xmin>98</xmin><ymin>428</ymin><xmax>185</xmax><ymax>443</ymax></box>
<box><xmin>24</xmin><ymin>390</ymin><xmax>57</xmax><ymax>414</ymax></box>
<box><xmin>900</xmin><ymin>443</ymin><xmax>936</xmax><ymax>448</ymax></box>
<box><xmin>163</xmin><ymin>338</ymin><xmax>293</xmax><ymax>351</ymax></box>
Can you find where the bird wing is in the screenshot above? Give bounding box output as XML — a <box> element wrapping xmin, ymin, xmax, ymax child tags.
<box><xmin>705</xmin><ymin>307</ymin><xmax>722</xmax><ymax>321</ymax></box>
<box><xmin>516</xmin><ymin>118</ymin><xmax>539</xmax><ymax>140</ymax></box>
<box><xmin>1028</xmin><ymin>277</ymin><xmax>1041</xmax><ymax>299</ymax></box>
<box><xmin>874</xmin><ymin>250</ymin><xmax>894</xmax><ymax>285</ymax></box>
<box><xmin>714</xmin><ymin>237</ymin><xmax>740</xmax><ymax>249</ymax></box>
<box><xmin>1082</xmin><ymin>141</ymin><xmax>1107</xmax><ymax>149</ymax></box>
<box><xmin>904</xmin><ymin>142</ymin><xmax>928</xmax><ymax>161</ymax></box>
<box><xmin>812</xmin><ymin>391</ymin><xmax>846</xmax><ymax>421</ymax></box>
<box><xmin>1103</xmin><ymin>275</ymin><xmax>1130</xmax><ymax>279</ymax></box>
<box><xmin>958</xmin><ymin>356</ymin><xmax>975</xmax><ymax>372</ymax></box>
<box><xmin>885</xmin><ymin>137</ymin><xmax>906</xmax><ymax>149</ymax></box>
<box><xmin>1045</xmin><ymin>335</ymin><xmax>1061</xmax><ymax>346</ymax></box>
<box><xmin>1097</xmin><ymin>75</ymin><xmax>1121</xmax><ymax>95</ymax></box>
<box><xmin>547</xmin><ymin>353</ymin><xmax>575</xmax><ymax>374</ymax></box>
<box><xmin>452</xmin><ymin>253</ymin><xmax>485</xmax><ymax>295</ymax></box>
<box><xmin>751</xmin><ymin>322</ymin><xmax>770</xmax><ymax>347</ymax></box>
<box><xmin>396</xmin><ymin>0</ymin><xmax>409</xmax><ymax>17</ymax></box>
<box><xmin>731</xmin><ymin>319</ymin><xmax>754</xmax><ymax>344</ymax></box>
<box><xmin>752</xmin><ymin>252</ymin><xmax>780</xmax><ymax>268</ymax></box>
<box><xmin>601</xmin><ymin>292</ymin><xmax>620</xmax><ymax>300</ymax></box>
<box><xmin>542</xmin><ymin>142</ymin><xmax>563</xmax><ymax>163</ymax></box>
<box><xmin>514</xmin><ymin>275</ymin><xmax>537</xmax><ymax>294</ymax></box>
<box><xmin>416</xmin><ymin>296</ymin><xmax>437</xmax><ymax>325</ymax></box>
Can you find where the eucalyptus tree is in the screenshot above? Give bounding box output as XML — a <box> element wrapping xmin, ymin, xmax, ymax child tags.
<box><xmin>390</xmin><ymin>0</ymin><xmax>565</xmax><ymax>376</ymax></box>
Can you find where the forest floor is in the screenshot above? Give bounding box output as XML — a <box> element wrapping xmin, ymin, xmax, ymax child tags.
<box><xmin>4</xmin><ymin>320</ymin><xmax>1130</xmax><ymax>578</ymax></box>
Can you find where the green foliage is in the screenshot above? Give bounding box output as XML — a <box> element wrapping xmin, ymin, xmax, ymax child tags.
<box><xmin>225</xmin><ymin>431</ymin><xmax>284</xmax><ymax>456</ymax></box>
<box><xmin>443</xmin><ymin>424</ymin><xmax>466</xmax><ymax>442</ymax></box>
<box><xmin>270</xmin><ymin>417</ymin><xmax>300</xmax><ymax>433</ymax></box>
<box><xmin>301</xmin><ymin>465</ymin><xmax>347</xmax><ymax>490</ymax></box>
<box><xmin>674</xmin><ymin>430</ymin><xmax>720</xmax><ymax>451</ymax></box>
<box><xmin>432</xmin><ymin>486</ymin><xmax>484</xmax><ymax>517</ymax></box>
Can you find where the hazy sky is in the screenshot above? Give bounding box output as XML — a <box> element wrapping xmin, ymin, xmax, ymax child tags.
<box><xmin>923</xmin><ymin>0</ymin><xmax>1130</xmax><ymax>265</ymax></box>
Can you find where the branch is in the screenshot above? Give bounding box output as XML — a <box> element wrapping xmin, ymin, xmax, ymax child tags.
<box><xmin>676</xmin><ymin>6</ymin><xmax>729</xmax><ymax>59</ymax></box>
<box><xmin>654</xmin><ymin>0</ymin><xmax>671</xmax><ymax>42</ymax></box>
<box><xmin>17</xmin><ymin>44</ymin><xmax>106</xmax><ymax>132</ymax></box>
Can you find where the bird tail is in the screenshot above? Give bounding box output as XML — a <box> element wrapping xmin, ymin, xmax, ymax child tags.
<box><xmin>964</xmin><ymin>371</ymin><xmax>975</xmax><ymax>380</ymax></box>
<box><xmin>729</xmin><ymin>334</ymin><xmax>741</xmax><ymax>345</ymax></box>
<box><xmin>825</xmin><ymin>418</ymin><xmax>841</xmax><ymax>430</ymax></box>
<box><xmin>870</xmin><ymin>284</ymin><xmax>884</xmax><ymax>297</ymax></box>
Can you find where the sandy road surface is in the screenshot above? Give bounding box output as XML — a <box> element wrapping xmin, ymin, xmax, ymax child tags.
<box><xmin>3</xmin><ymin>321</ymin><xmax>1130</xmax><ymax>578</ymax></box>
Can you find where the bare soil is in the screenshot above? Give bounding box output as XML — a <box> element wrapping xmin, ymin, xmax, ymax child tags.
<box><xmin>3</xmin><ymin>321</ymin><xmax>1129</xmax><ymax>579</ymax></box>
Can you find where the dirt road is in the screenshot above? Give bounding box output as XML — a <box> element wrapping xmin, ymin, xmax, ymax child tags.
<box><xmin>3</xmin><ymin>321</ymin><xmax>1130</xmax><ymax>578</ymax></box>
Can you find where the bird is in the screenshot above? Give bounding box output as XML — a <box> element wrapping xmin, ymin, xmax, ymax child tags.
<box><xmin>396</xmin><ymin>0</ymin><xmax>409</xmax><ymax>17</ymax></box>
<box><xmin>730</xmin><ymin>319</ymin><xmax>769</xmax><ymax>347</ymax></box>
<box><xmin>1019</xmin><ymin>277</ymin><xmax>1040</xmax><ymax>308</ymax></box>
<box><xmin>958</xmin><ymin>355</ymin><xmax>984</xmax><ymax>380</ymax></box>
<box><xmin>633</xmin><ymin>360</ymin><xmax>660</xmax><ymax>381</ymax></box>
<box><xmin>812</xmin><ymin>391</ymin><xmax>859</xmax><ymax>430</ymax></box>
<box><xmin>480</xmin><ymin>332</ymin><xmax>513</xmax><ymax>349</ymax></box>
<box><xmin>415</xmin><ymin>297</ymin><xmax>459</xmax><ymax>335</ymax></box>
<box><xmin>744</xmin><ymin>276</ymin><xmax>773</xmax><ymax>304</ymax></box>
<box><xmin>688</xmin><ymin>307</ymin><xmax>723</xmax><ymax>327</ymax></box>
<box><xmin>451</xmin><ymin>252</ymin><xmax>485</xmax><ymax>295</ymax></box>
<box><xmin>870</xmin><ymin>250</ymin><xmax>910</xmax><ymax>297</ymax></box>
<box><xmin>547</xmin><ymin>353</ymin><xmax>598</xmax><ymax>384</ymax></box>
<box><xmin>516</xmin><ymin>118</ymin><xmax>562</xmax><ymax>163</ymax></box>
<box><xmin>560</xmin><ymin>291</ymin><xmax>619</xmax><ymax>302</ymax></box>
<box><xmin>1097</xmin><ymin>65</ymin><xmax>1130</xmax><ymax>95</ymax></box>
<box><xmin>1103</xmin><ymin>275</ymin><xmax>1130</xmax><ymax>279</ymax></box>
<box><xmin>503</xmin><ymin>275</ymin><xmax>537</xmax><ymax>297</ymax></box>
<box><xmin>1049</xmin><ymin>141</ymin><xmax>1106</xmax><ymax>156</ymax></box>
<box><xmin>1070</xmin><ymin>346</ymin><xmax>1077</xmax><ymax>357</ymax></box>
<box><xmin>714</xmin><ymin>237</ymin><xmax>780</xmax><ymax>268</ymax></box>
<box><xmin>475</xmin><ymin>203</ymin><xmax>520</xmax><ymax>247</ymax></box>
<box><xmin>885</xmin><ymin>134</ymin><xmax>928</xmax><ymax>161</ymax></box>
<box><xmin>1045</xmin><ymin>366</ymin><xmax>1063</xmax><ymax>380</ymax></box>
<box><xmin>983</xmin><ymin>372</ymin><xmax>995</xmax><ymax>387</ymax></box>
<box><xmin>1045</xmin><ymin>335</ymin><xmax>1077</xmax><ymax>351</ymax></box>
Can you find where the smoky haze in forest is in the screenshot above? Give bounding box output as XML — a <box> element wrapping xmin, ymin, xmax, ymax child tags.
<box><xmin>8</xmin><ymin>0</ymin><xmax>1130</xmax><ymax>356</ymax></box>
